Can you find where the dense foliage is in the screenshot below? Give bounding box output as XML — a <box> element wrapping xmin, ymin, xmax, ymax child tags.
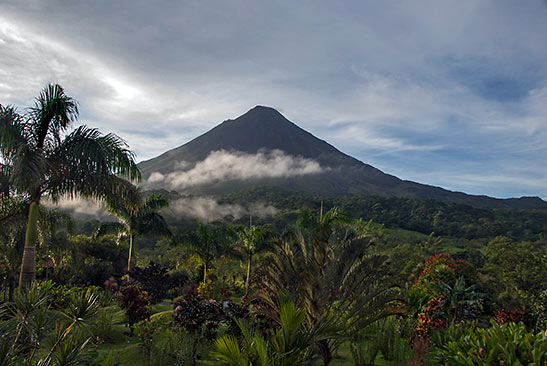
<box><xmin>1</xmin><ymin>84</ymin><xmax>547</xmax><ymax>365</ymax></box>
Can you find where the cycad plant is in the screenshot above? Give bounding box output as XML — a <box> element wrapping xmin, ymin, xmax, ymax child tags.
<box><xmin>0</xmin><ymin>84</ymin><xmax>140</xmax><ymax>289</ymax></box>
<box><xmin>0</xmin><ymin>283</ymin><xmax>101</xmax><ymax>365</ymax></box>
<box><xmin>253</xmin><ymin>209</ymin><xmax>404</xmax><ymax>365</ymax></box>
<box><xmin>212</xmin><ymin>300</ymin><xmax>335</xmax><ymax>366</ymax></box>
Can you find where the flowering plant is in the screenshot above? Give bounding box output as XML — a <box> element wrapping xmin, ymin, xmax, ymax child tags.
<box><xmin>413</xmin><ymin>254</ymin><xmax>476</xmax><ymax>294</ymax></box>
<box><xmin>414</xmin><ymin>296</ymin><xmax>448</xmax><ymax>340</ymax></box>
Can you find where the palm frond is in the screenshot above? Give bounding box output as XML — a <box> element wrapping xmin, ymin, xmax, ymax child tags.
<box><xmin>10</xmin><ymin>144</ymin><xmax>46</xmax><ymax>195</ymax></box>
<box><xmin>46</xmin><ymin>125</ymin><xmax>141</xmax><ymax>202</ymax></box>
<box><xmin>28</xmin><ymin>84</ymin><xmax>78</xmax><ymax>150</ymax></box>
<box><xmin>94</xmin><ymin>221</ymin><xmax>126</xmax><ymax>238</ymax></box>
<box><xmin>0</xmin><ymin>105</ymin><xmax>28</xmax><ymax>160</ymax></box>
<box><xmin>142</xmin><ymin>194</ymin><xmax>169</xmax><ymax>212</ymax></box>
<box><xmin>135</xmin><ymin>212</ymin><xmax>171</xmax><ymax>237</ymax></box>
<box><xmin>48</xmin><ymin>126</ymin><xmax>140</xmax><ymax>193</ymax></box>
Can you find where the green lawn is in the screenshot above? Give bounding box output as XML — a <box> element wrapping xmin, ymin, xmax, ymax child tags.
<box><xmin>93</xmin><ymin>300</ymin><xmax>406</xmax><ymax>365</ymax></box>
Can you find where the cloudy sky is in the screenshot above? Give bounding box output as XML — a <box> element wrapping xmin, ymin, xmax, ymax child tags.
<box><xmin>1</xmin><ymin>0</ymin><xmax>546</xmax><ymax>199</ymax></box>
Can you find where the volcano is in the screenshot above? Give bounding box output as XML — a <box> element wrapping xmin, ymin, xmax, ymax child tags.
<box><xmin>138</xmin><ymin>106</ymin><xmax>547</xmax><ymax>210</ymax></box>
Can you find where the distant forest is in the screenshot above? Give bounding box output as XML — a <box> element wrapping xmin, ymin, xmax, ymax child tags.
<box><xmin>217</xmin><ymin>187</ymin><xmax>547</xmax><ymax>241</ymax></box>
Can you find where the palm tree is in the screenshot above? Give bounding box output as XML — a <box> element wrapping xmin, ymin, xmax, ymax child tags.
<box><xmin>233</xmin><ymin>222</ymin><xmax>272</xmax><ymax>294</ymax></box>
<box><xmin>253</xmin><ymin>208</ymin><xmax>404</xmax><ymax>366</ymax></box>
<box><xmin>0</xmin><ymin>84</ymin><xmax>140</xmax><ymax>289</ymax></box>
<box><xmin>98</xmin><ymin>188</ymin><xmax>171</xmax><ymax>272</ymax></box>
<box><xmin>184</xmin><ymin>223</ymin><xmax>231</xmax><ymax>283</ymax></box>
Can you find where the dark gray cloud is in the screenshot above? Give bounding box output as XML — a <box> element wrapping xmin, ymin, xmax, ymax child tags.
<box><xmin>1</xmin><ymin>0</ymin><xmax>546</xmax><ymax>198</ymax></box>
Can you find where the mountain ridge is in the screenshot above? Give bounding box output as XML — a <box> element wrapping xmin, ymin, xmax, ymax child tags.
<box><xmin>139</xmin><ymin>106</ymin><xmax>547</xmax><ymax>210</ymax></box>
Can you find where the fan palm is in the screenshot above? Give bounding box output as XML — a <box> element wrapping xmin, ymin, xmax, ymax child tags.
<box><xmin>98</xmin><ymin>188</ymin><xmax>171</xmax><ymax>272</ymax></box>
<box><xmin>0</xmin><ymin>84</ymin><xmax>140</xmax><ymax>289</ymax></box>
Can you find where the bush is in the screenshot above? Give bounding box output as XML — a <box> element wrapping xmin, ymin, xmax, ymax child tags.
<box><xmin>172</xmin><ymin>286</ymin><xmax>248</xmax><ymax>365</ymax></box>
<box><xmin>167</xmin><ymin>269</ymin><xmax>189</xmax><ymax>298</ymax></box>
<box><xmin>351</xmin><ymin>317</ymin><xmax>415</xmax><ymax>366</ymax></box>
<box><xmin>378</xmin><ymin>317</ymin><xmax>415</xmax><ymax>365</ymax></box>
<box><xmin>413</xmin><ymin>296</ymin><xmax>448</xmax><ymax>340</ymax></box>
<box><xmin>413</xmin><ymin>254</ymin><xmax>476</xmax><ymax>294</ymax></box>
<box><xmin>173</xmin><ymin>291</ymin><xmax>224</xmax><ymax>341</ymax></box>
<box><xmin>351</xmin><ymin>323</ymin><xmax>381</xmax><ymax>366</ymax></box>
<box><xmin>68</xmin><ymin>235</ymin><xmax>127</xmax><ymax>286</ymax></box>
<box><xmin>89</xmin><ymin>309</ymin><xmax>114</xmax><ymax>344</ymax></box>
<box><xmin>494</xmin><ymin>309</ymin><xmax>526</xmax><ymax>326</ymax></box>
<box><xmin>118</xmin><ymin>284</ymin><xmax>151</xmax><ymax>331</ymax></box>
<box><xmin>129</xmin><ymin>262</ymin><xmax>170</xmax><ymax>304</ymax></box>
<box><xmin>531</xmin><ymin>289</ymin><xmax>547</xmax><ymax>331</ymax></box>
<box><xmin>429</xmin><ymin>321</ymin><xmax>547</xmax><ymax>365</ymax></box>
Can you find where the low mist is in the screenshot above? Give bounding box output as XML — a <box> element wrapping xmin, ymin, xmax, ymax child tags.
<box><xmin>147</xmin><ymin>149</ymin><xmax>325</xmax><ymax>190</ymax></box>
<box><xmin>168</xmin><ymin>196</ymin><xmax>280</xmax><ymax>222</ymax></box>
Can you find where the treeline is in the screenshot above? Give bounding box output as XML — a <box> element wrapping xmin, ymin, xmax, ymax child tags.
<box><xmin>219</xmin><ymin>188</ymin><xmax>547</xmax><ymax>241</ymax></box>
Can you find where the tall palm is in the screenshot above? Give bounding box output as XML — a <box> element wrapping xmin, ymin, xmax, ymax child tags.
<box><xmin>0</xmin><ymin>201</ymin><xmax>72</xmax><ymax>299</ymax></box>
<box><xmin>233</xmin><ymin>223</ymin><xmax>271</xmax><ymax>294</ymax></box>
<box><xmin>184</xmin><ymin>223</ymin><xmax>231</xmax><ymax>283</ymax></box>
<box><xmin>99</xmin><ymin>188</ymin><xmax>171</xmax><ymax>272</ymax></box>
<box><xmin>0</xmin><ymin>84</ymin><xmax>140</xmax><ymax>289</ymax></box>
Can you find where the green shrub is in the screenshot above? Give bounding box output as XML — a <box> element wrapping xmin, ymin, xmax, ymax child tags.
<box><xmin>429</xmin><ymin>321</ymin><xmax>547</xmax><ymax>365</ymax></box>
<box><xmin>429</xmin><ymin>321</ymin><xmax>478</xmax><ymax>349</ymax></box>
<box><xmin>378</xmin><ymin>317</ymin><xmax>415</xmax><ymax>365</ymax></box>
<box><xmin>531</xmin><ymin>289</ymin><xmax>547</xmax><ymax>331</ymax></box>
<box><xmin>350</xmin><ymin>323</ymin><xmax>382</xmax><ymax>366</ymax></box>
<box><xmin>351</xmin><ymin>317</ymin><xmax>415</xmax><ymax>366</ymax></box>
<box><xmin>88</xmin><ymin>309</ymin><xmax>114</xmax><ymax>344</ymax></box>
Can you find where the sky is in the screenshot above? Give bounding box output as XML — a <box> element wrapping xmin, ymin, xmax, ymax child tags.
<box><xmin>1</xmin><ymin>0</ymin><xmax>546</xmax><ymax>199</ymax></box>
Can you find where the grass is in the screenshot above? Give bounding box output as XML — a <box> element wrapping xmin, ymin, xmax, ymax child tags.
<box><xmin>93</xmin><ymin>301</ymin><xmax>173</xmax><ymax>365</ymax></box>
<box><xmin>93</xmin><ymin>301</ymin><xmax>376</xmax><ymax>366</ymax></box>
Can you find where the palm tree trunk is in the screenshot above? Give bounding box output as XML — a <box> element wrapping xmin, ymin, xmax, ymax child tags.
<box><xmin>127</xmin><ymin>233</ymin><xmax>133</xmax><ymax>273</ymax></box>
<box><xmin>317</xmin><ymin>339</ymin><xmax>333</xmax><ymax>366</ymax></box>
<box><xmin>203</xmin><ymin>261</ymin><xmax>207</xmax><ymax>283</ymax></box>
<box><xmin>19</xmin><ymin>201</ymin><xmax>39</xmax><ymax>290</ymax></box>
<box><xmin>245</xmin><ymin>255</ymin><xmax>252</xmax><ymax>293</ymax></box>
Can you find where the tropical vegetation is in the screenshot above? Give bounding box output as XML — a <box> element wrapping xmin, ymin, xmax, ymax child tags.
<box><xmin>1</xmin><ymin>84</ymin><xmax>546</xmax><ymax>365</ymax></box>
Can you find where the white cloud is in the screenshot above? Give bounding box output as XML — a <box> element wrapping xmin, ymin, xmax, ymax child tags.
<box><xmin>168</xmin><ymin>196</ymin><xmax>279</xmax><ymax>222</ymax></box>
<box><xmin>147</xmin><ymin>149</ymin><xmax>325</xmax><ymax>190</ymax></box>
<box><xmin>45</xmin><ymin>197</ymin><xmax>114</xmax><ymax>220</ymax></box>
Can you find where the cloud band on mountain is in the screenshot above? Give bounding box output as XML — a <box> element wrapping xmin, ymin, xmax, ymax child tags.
<box><xmin>147</xmin><ymin>149</ymin><xmax>325</xmax><ymax>190</ymax></box>
<box><xmin>168</xmin><ymin>197</ymin><xmax>279</xmax><ymax>222</ymax></box>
